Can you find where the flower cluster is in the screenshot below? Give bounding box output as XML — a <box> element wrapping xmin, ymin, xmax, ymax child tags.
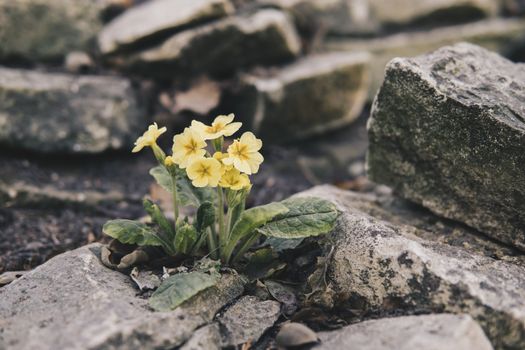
<box><xmin>133</xmin><ymin>114</ymin><xmax>262</xmax><ymax>190</ymax></box>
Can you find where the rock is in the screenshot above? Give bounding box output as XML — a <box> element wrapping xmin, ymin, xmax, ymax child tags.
<box><xmin>367</xmin><ymin>0</ymin><xmax>498</xmax><ymax>27</ymax></box>
<box><xmin>0</xmin><ymin>0</ymin><xmax>106</xmax><ymax>62</ymax></box>
<box><xmin>0</xmin><ymin>67</ymin><xmax>145</xmax><ymax>154</ymax></box>
<box><xmin>218</xmin><ymin>295</ymin><xmax>281</xmax><ymax>346</ymax></box>
<box><xmin>98</xmin><ymin>0</ymin><xmax>234</xmax><ymax>55</ymax></box>
<box><xmin>124</xmin><ymin>9</ymin><xmax>301</xmax><ymax>79</ymax></box>
<box><xmin>314</xmin><ymin>314</ymin><xmax>493</xmax><ymax>350</ymax></box>
<box><xmin>223</xmin><ymin>51</ymin><xmax>369</xmax><ymax>143</ymax></box>
<box><xmin>367</xmin><ymin>43</ymin><xmax>525</xmax><ymax>250</ymax></box>
<box><xmin>276</xmin><ymin>322</ymin><xmax>319</xmax><ymax>347</ymax></box>
<box><xmin>180</xmin><ymin>324</ymin><xmax>222</xmax><ymax>350</ymax></box>
<box><xmin>64</xmin><ymin>51</ymin><xmax>95</xmax><ymax>73</ymax></box>
<box><xmin>325</xmin><ymin>18</ymin><xmax>525</xmax><ymax>99</ymax></box>
<box><xmin>0</xmin><ymin>244</ymin><xmax>245</xmax><ymax>349</ymax></box>
<box><xmin>298</xmin><ymin>185</ymin><xmax>525</xmax><ymax>350</ymax></box>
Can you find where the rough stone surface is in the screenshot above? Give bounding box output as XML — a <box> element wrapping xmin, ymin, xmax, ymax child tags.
<box><xmin>0</xmin><ymin>0</ymin><xmax>106</xmax><ymax>62</ymax></box>
<box><xmin>367</xmin><ymin>43</ymin><xmax>525</xmax><ymax>250</ymax></box>
<box><xmin>218</xmin><ymin>295</ymin><xmax>281</xmax><ymax>347</ymax></box>
<box><xmin>298</xmin><ymin>185</ymin><xmax>525</xmax><ymax>350</ymax></box>
<box><xmin>180</xmin><ymin>324</ymin><xmax>222</xmax><ymax>350</ymax></box>
<box><xmin>0</xmin><ymin>67</ymin><xmax>145</xmax><ymax>154</ymax></box>
<box><xmin>224</xmin><ymin>51</ymin><xmax>369</xmax><ymax>142</ymax></box>
<box><xmin>325</xmin><ymin>18</ymin><xmax>525</xmax><ymax>99</ymax></box>
<box><xmin>0</xmin><ymin>244</ymin><xmax>245</xmax><ymax>350</ymax></box>
<box><xmin>124</xmin><ymin>9</ymin><xmax>301</xmax><ymax>79</ymax></box>
<box><xmin>367</xmin><ymin>0</ymin><xmax>498</xmax><ymax>26</ymax></box>
<box><xmin>315</xmin><ymin>314</ymin><xmax>493</xmax><ymax>350</ymax></box>
<box><xmin>98</xmin><ymin>0</ymin><xmax>234</xmax><ymax>55</ymax></box>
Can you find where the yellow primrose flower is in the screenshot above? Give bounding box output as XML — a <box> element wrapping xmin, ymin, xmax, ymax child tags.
<box><xmin>187</xmin><ymin>158</ymin><xmax>223</xmax><ymax>188</ymax></box>
<box><xmin>132</xmin><ymin>123</ymin><xmax>167</xmax><ymax>153</ymax></box>
<box><xmin>191</xmin><ymin>114</ymin><xmax>242</xmax><ymax>140</ymax></box>
<box><xmin>219</xmin><ymin>168</ymin><xmax>250</xmax><ymax>190</ymax></box>
<box><xmin>164</xmin><ymin>156</ymin><xmax>175</xmax><ymax>167</ymax></box>
<box><xmin>223</xmin><ymin>132</ymin><xmax>264</xmax><ymax>175</ymax></box>
<box><xmin>172</xmin><ymin>128</ymin><xmax>207</xmax><ymax>169</ymax></box>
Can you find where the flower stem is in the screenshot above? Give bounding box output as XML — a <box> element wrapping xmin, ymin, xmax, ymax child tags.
<box><xmin>208</xmin><ymin>226</ymin><xmax>219</xmax><ymax>259</ymax></box>
<box><xmin>171</xmin><ymin>173</ymin><xmax>179</xmax><ymax>227</ymax></box>
<box><xmin>217</xmin><ymin>187</ymin><xmax>225</xmax><ymax>252</ymax></box>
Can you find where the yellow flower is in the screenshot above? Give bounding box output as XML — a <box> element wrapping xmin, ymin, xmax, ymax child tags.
<box><xmin>172</xmin><ymin>128</ymin><xmax>207</xmax><ymax>169</ymax></box>
<box><xmin>223</xmin><ymin>132</ymin><xmax>263</xmax><ymax>175</ymax></box>
<box><xmin>187</xmin><ymin>158</ymin><xmax>223</xmax><ymax>187</ymax></box>
<box><xmin>164</xmin><ymin>156</ymin><xmax>175</xmax><ymax>167</ymax></box>
<box><xmin>132</xmin><ymin>123</ymin><xmax>167</xmax><ymax>153</ymax></box>
<box><xmin>191</xmin><ymin>114</ymin><xmax>242</xmax><ymax>140</ymax></box>
<box><xmin>219</xmin><ymin>168</ymin><xmax>250</xmax><ymax>190</ymax></box>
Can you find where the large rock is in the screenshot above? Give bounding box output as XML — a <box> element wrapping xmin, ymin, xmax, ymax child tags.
<box><xmin>299</xmin><ymin>185</ymin><xmax>525</xmax><ymax>350</ymax></box>
<box><xmin>223</xmin><ymin>51</ymin><xmax>369</xmax><ymax>142</ymax></box>
<box><xmin>98</xmin><ymin>0</ymin><xmax>234</xmax><ymax>55</ymax></box>
<box><xmin>124</xmin><ymin>9</ymin><xmax>301</xmax><ymax>79</ymax></box>
<box><xmin>0</xmin><ymin>67</ymin><xmax>145</xmax><ymax>154</ymax></box>
<box><xmin>325</xmin><ymin>18</ymin><xmax>525</xmax><ymax>99</ymax></box>
<box><xmin>0</xmin><ymin>244</ymin><xmax>245</xmax><ymax>349</ymax></box>
<box><xmin>367</xmin><ymin>0</ymin><xmax>498</xmax><ymax>27</ymax></box>
<box><xmin>367</xmin><ymin>43</ymin><xmax>525</xmax><ymax>250</ymax></box>
<box><xmin>315</xmin><ymin>314</ymin><xmax>493</xmax><ymax>350</ymax></box>
<box><xmin>0</xmin><ymin>0</ymin><xmax>106</xmax><ymax>62</ymax></box>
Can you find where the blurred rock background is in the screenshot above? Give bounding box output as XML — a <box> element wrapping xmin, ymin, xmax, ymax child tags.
<box><xmin>1</xmin><ymin>0</ymin><xmax>524</xmax><ymax>273</ymax></box>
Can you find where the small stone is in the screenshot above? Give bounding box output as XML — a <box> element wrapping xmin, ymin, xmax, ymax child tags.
<box><xmin>224</xmin><ymin>51</ymin><xmax>370</xmax><ymax>142</ymax></box>
<box><xmin>64</xmin><ymin>51</ymin><xmax>94</xmax><ymax>73</ymax></box>
<box><xmin>180</xmin><ymin>323</ymin><xmax>222</xmax><ymax>350</ymax></box>
<box><xmin>276</xmin><ymin>322</ymin><xmax>318</xmax><ymax>348</ymax></box>
<box><xmin>0</xmin><ymin>67</ymin><xmax>145</xmax><ymax>154</ymax></box>
<box><xmin>219</xmin><ymin>295</ymin><xmax>281</xmax><ymax>347</ymax></box>
<box><xmin>314</xmin><ymin>314</ymin><xmax>493</xmax><ymax>350</ymax></box>
<box><xmin>367</xmin><ymin>43</ymin><xmax>525</xmax><ymax>250</ymax></box>
<box><xmin>98</xmin><ymin>0</ymin><xmax>234</xmax><ymax>55</ymax></box>
<box><xmin>124</xmin><ymin>9</ymin><xmax>301</xmax><ymax>79</ymax></box>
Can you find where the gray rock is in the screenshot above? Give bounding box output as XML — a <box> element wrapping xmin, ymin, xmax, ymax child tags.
<box><xmin>98</xmin><ymin>0</ymin><xmax>234</xmax><ymax>55</ymax></box>
<box><xmin>0</xmin><ymin>244</ymin><xmax>245</xmax><ymax>350</ymax></box>
<box><xmin>367</xmin><ymin>43</ymin><xmax>525</xmax><ymax>250</ymax></box>
<box><xmin>180</xmin><ymin>324</ymin><xmax>222</xmax><ymax>350</ymax></box>
<box><xmin>298</xmin><ymin>185</ymin><xmax>525</xmax><ymax>350</ymax></box>
<box><xmin>224</xmin><ymin>51</ymin><xmax>370</xmax><ymax>142</ymax></box>
<box><xmin>367</xmin><ymin>0</ymin><xmax>498</xmax><ymax>27</ymax></box>
<box><xmin>325</xmin><ymin>18</ymin><xmax>525</xmax><ymax>99</ymax></box>
<box><xmin>218</xmin><ymin>295</ymin><xmax>281</xmax><ymax>346</ymax></box>
<box><xmin>124</xmin><ymin>9</ymin><xmax>301</xmax><ymax>79</ymax></box>
<box><xmin>315</xmin><ymin>314</ymin><xmax>493</xmax><ymax>350</ymax></box>
<box><xmin>0</xmin><ymin>67</ymin><xmax>145</xmax><ymax>154</ymax></box>
<box><xmin>0</xmin><ymin>0</ymin><xmax>106</xmax><ymax>62</ymax></box>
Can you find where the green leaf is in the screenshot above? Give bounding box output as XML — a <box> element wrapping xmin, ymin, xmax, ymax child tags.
<box><xmin>257</xmin><ymin>197</ymin><xmax>339</xmax><ymax>239</ymax></box>
<box><xmin>103</xmin><ymin>220</ymin><xmax>164</xmax><ymax>246</ymax></box>
<box><xmin>196</xmin><ymin>201</ymin><xmax>215</xmax><ymax>232</ymax></box>
<box><xmin>150</xmin><ymin>166</ymin><xmax>216</xmax><ymax>207</ymax></box>
<box><xmin>265</xmin><ymin>237</ymin><xmax>304</xmax><ymax>252</ymax></box>
<box><xmin>243</xmin><ymin>247</ymin><xmax>284</xmax><ymax>281</ymax></box>
<box><xmin>143</xmin><ymin>199</ymin><xmax>175</xmax><ymax>240</ymax></box>
<box><xmin>149</xmin><ymin>271</ymin><xmax>219</xmax><ymax>311</ymax></box>
<box><xmin>228</xmin><ymin>202</ymin><xmax>289</xmax><ymax>244</ymax></box>
<box><xmin>175</xmin><ymin>223</ymin><xmax>198</xmax><ymax>254</ymax></box>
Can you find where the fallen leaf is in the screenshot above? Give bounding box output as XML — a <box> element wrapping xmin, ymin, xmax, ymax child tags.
<box><xmin>130</xmin><ymin>267</ymin><xmax>161</xmax><ymax>291</ymax></box>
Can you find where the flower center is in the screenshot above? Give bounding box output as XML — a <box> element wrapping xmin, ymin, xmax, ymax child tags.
<box><xmin>207</xmin><ymin>123</ymin><xmax>224</xmax><ymax>134</ymax></box>
<box><xmin>185</xmin><ymin>139</ymin><xmax>198</xmax><ymax>154</ymax></box>
<box><xmin>233</xmin><ymin>144</ymin><xmax>249</xmax><ymax>160</ymax></box>
<box><xmin>198</xmin><ymin>165</ymin><xmax>210</xmax><ymax>177</ymax></box>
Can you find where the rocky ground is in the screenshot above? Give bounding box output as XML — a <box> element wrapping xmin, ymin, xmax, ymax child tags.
<box><xmin>1</xmin><ymin>0</ymin><xmax>525</xmax><ymax>349</ymax></box>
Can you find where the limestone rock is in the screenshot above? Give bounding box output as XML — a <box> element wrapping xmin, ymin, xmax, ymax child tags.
<box><xmin>325</xmin><ymin>18</ymin><xmax>525</xmax><ymax>99</ymax></box>
<box><xmin>0</xmin><ymin>244</ymin><xmax>245</xmax><ymax>350</ymax></box>
<box><xmin>98</xmin><ymin>0</ymin><xmax>234</xmax><ymax>55</ymax></box>
<box><xmin>315</xmin><ymin>314</ymin><xmax>493</xmax><ymax>350</ymax></box>
<box><xmin>298</xmin><ymin>185</ymin><xmax>525</xmax><ymax>350</ymax></box>
<box><xmin>367</xmin><ymin>0</ymin><xmax>498</xmax><ymax>27</ymax></box>
<box><xmin>367</xmin><ymin>43</ymin><xmax>525</xmax><ymax>250</ymax></box>
<box><xmin>218</xmin><ymin>295</ymin><xmax>281</xmax><ymax>346</ymax></box>
<box><xmin>124</xmin><ymin>9</ymin><xmax>301</xmax><ymax>79</ymax></box>
<box><xmin>224</xmin><ymin>51</ymin><xmax>369</xmax><ymax>142</ymax></box>
<box><xmin>0</xmin><ymin>0</ymin><xmax>106</xmax><ymax>62</ymax></box>
<box><xmin>0</xmin><ymin>67</ymin><xmax>145</xmax><ymax>154</ymax></box>
<box><xmin>180</xmin><ymin>324</ymin><xmax>222</xmax><ymax>350</ymax></box>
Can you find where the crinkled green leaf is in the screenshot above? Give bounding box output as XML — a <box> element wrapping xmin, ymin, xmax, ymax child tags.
<box><xmin>175</xmin><ymin>223</ymin><xmax>198</xmax><ymax>254</ymax></box>
<box><xmin>149</xmin><ymin>166</ymin><xmax>216</xmax><ymax>207</ymax></box>
<box><xmin>257</xmin><ymin>197</ymin><xmax>338</xmax><ymax>238</ymax></box>
<box><xmin>143</xmin><ymin>199</ymin><xmax>175</xmax><ymax>240</ymax></box>
<box><xmin>196</xmin><ymin>201</ymin><xmax>215</xmax><ymax>232</ymax></box>
<box><xmin>229</xmin><ymin>202</ymin><xmax>289</xmax><ymax>244</ymax></box>
<box><xmin>265</xmin><ymin>237</ymin><xmax>304</xmax><ymax>252</ymax></box>
<box><xmin>103</xmin><ymin>220</ymin><xmax>164</xmax><ymax>246</ymax></box>
<box><xmin>149</xmin><ymin>271</ymin><xmax>219</xmax><ymax>311</ymax></box>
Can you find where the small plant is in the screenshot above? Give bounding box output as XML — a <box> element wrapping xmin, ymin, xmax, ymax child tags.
<box><xmin>102</xmin><ymin>114</ymin><xmax>338</xmax><ymax>310</ymax></box>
